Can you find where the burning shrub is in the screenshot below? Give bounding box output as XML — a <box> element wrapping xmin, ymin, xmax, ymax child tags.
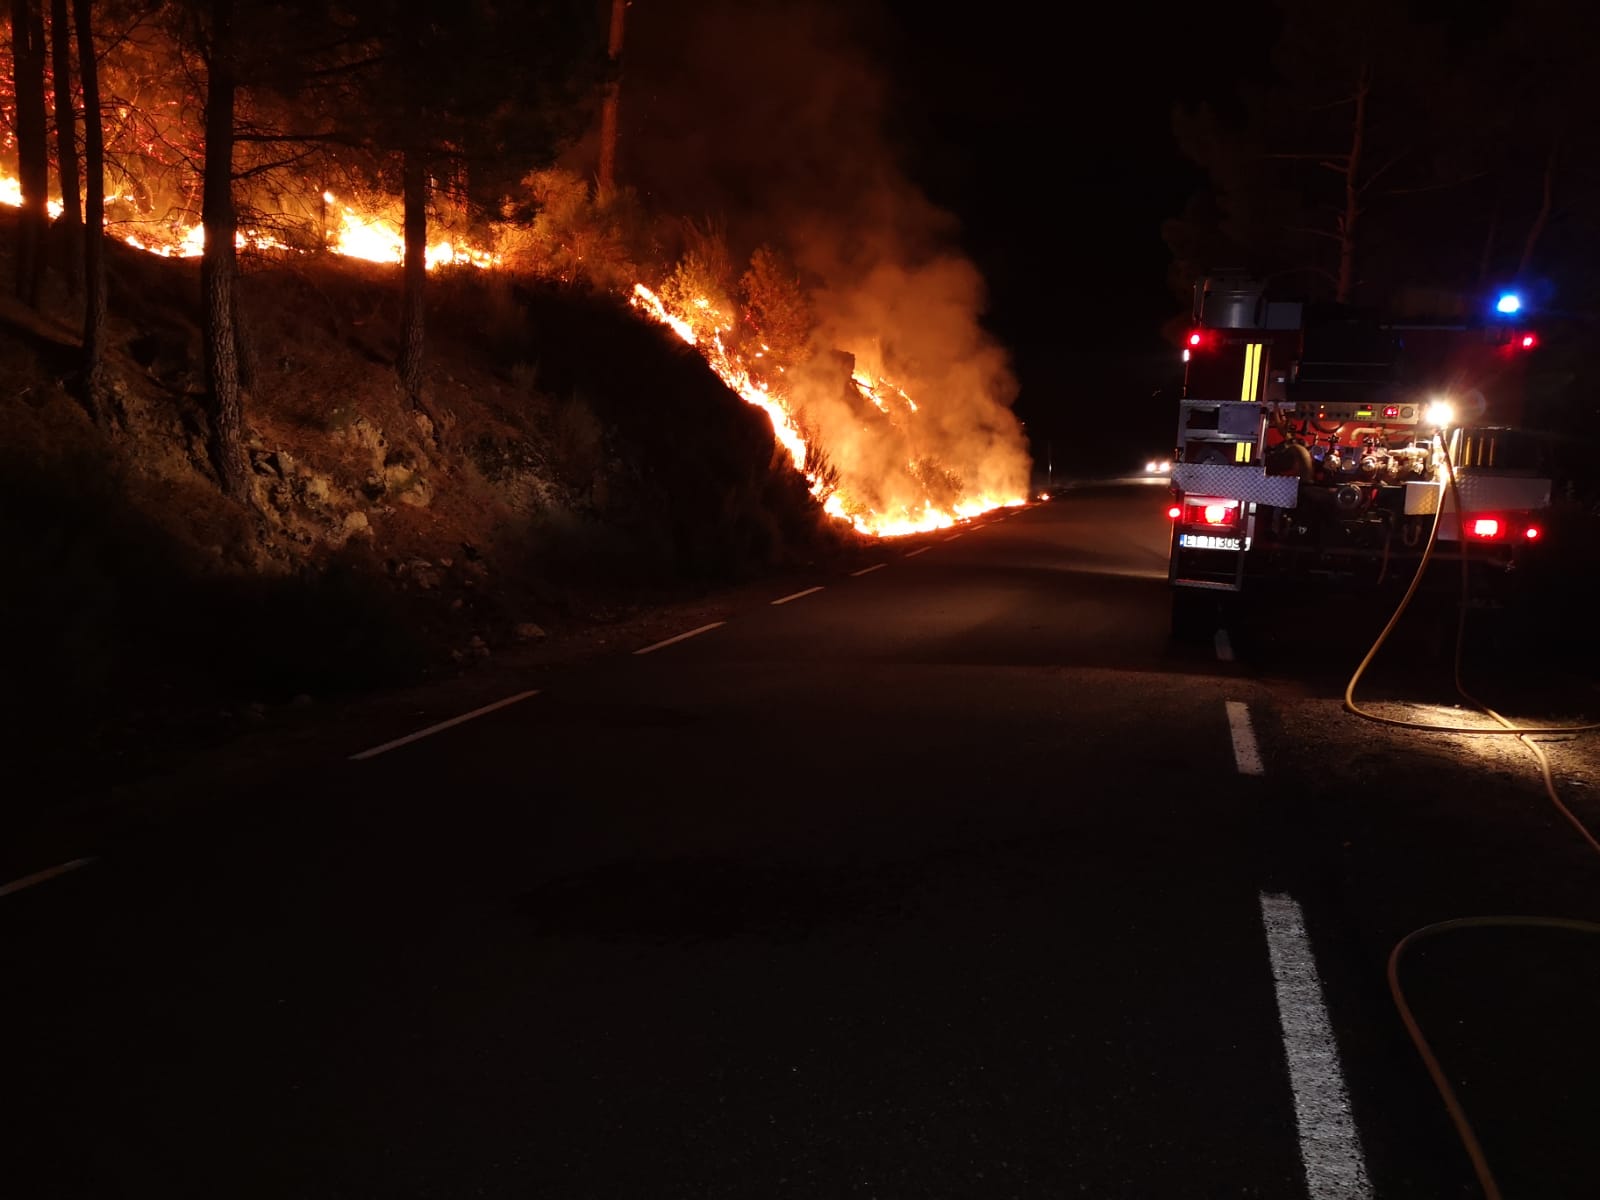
<box><xmin>505</xmin><ymin>168</ymin><xmax>647</xmax><ymax>291</ymax></box>
<box><xmin>908</xmin><ymin>457</ymin><xmax>965</xmax><ymax>512</ymax></box>
<box><xmin>739</xmin><ymin>245</ymin><xmax>814</xmax><ymax>388</ymax></box>
<box><xmin>658</xmin><ymin>222</ymin><xmax>737</xmax><ymax>345</ymax></box>
<box><xmin>795</xmin><ymin>410</ymin><xmax>840</xmax><ymax>501</ymax></box>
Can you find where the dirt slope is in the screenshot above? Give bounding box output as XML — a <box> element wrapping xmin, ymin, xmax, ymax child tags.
<box><xmin>1</xmin><ymin>216</ymin><xmax>853</xmax><ymax>809</ymax></box>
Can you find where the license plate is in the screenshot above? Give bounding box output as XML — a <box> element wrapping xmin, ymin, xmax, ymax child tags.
<box><xmin>1179</xmin><ymin>533</ymin><xmax>1242</xmax><ymax>551</ymax></box>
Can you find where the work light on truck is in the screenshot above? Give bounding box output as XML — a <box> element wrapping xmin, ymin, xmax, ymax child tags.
<box><xmin>1424</xmin><ymin>398</ymin><xmax>1456</xmax><ymax>428</ymax></box>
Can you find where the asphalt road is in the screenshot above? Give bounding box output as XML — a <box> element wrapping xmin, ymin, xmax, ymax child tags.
<box><xmin>6</xmin><ymin>482</ymin><xmax>1600</xmax><ymax>1199</ymax></box>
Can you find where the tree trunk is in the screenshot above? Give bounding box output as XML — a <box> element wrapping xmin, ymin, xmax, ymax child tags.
<box><xmin>71</xmin><ymin>0</ymin><xmax>106</xmax><ymax>417</ymax></box>
<box><xmin>1516</xmin><ymin>142</ymin><xmax>1557</xmax><ymax>278</ymax></box>
<box><xmin>201</xmin><ymin>0</ymin><xmax>252</xmax><ymax>502</ymax></box>
<box><xmin>597</xmin><ymin>0</ymin><xmax>626</xmax><ymax>192</ymax></box>
<box><xmin>1335</xmin><ymin>63</ymin><xmax>1369</xmax><ymax>305</ymax></box>
<box><xmin>49</xmin><ymin>0</ymin><xmax>82</xmax><ymax>295</ymax></box>
<box><xmin>397</xmin><ymin>143</ymin><xmax>428</xmax><ymax>408</ymax></box>
<box><xmin>11</xmin><ymin>0</ymin><xmax>51</xmax><ymax>308</ymax></box>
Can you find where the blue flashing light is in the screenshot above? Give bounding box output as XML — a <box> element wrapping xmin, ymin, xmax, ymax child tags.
<box><xmin>1495</xmin><ymin>292</ymin><xmax>1522</xmax><ymax>315</ymax></box>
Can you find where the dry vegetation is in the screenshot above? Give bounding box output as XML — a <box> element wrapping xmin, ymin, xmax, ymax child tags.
<box><xmin>0</xmin><ymin>212</ymin><xmax>855</xmax><ymax>801</ymax></box>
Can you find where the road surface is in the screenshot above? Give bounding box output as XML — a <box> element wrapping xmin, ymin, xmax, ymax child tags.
<box><xmin>6</xmin><ymin>482</ymin><xmax>1600</xmax><ymax>1199</ymax></box>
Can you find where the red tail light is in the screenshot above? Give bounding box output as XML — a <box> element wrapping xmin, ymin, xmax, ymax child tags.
<box><xmin>1179</xmin><ymin>497</ymin><xmax>1239</xmax><ymax>527</ymax></box>
<box><xmin>1166</xmin><ymin>504</ymin><xmax>1182</xmax><ymax>520</ymax></box>
<box><xmin>1465</xmin><ymin>515</ymin><xmax>1536</xmax><ymax>544</ymax></box>
<box><xmin>1462</xmin><ymin>514</ymin><xmax>1543</xmax><ymax>542</ymax></box>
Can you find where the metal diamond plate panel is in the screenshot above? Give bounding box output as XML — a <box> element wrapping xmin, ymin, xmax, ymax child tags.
<box><xmin>1171</xmin><ymin>464</ymin><xmax>1300</xmax><ymax>507</ymax></box>
<box><xmin>1404</xmin><ymin>481</ymin><xmax>1443</xmax><ymax>515</ymax></box>
<box><xmin>1450</xmin><ymin>472</ymin><xmax>1551</xmax><ymax>511</ymax></box>
<box><xmin>1406</xmin><ymin>474</ymin><xmax>1549</xmax><ymax>515</ymax></box>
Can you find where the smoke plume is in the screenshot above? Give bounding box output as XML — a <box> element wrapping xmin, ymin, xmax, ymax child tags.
<box><xmin>620</xmin><ymin>0</ymin><xmax>1032</xmax><ymax>517</ymax></box>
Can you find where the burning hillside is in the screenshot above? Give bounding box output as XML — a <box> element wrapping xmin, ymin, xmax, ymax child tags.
<box><xmin>1</xmin><ymin>0</ymin><xmax>1030</xmax><ymax>540</ymax></box>
<box><xmin>1</xmin><ymin>156</ymin><xmax>1029</xmax><ymax>537</ymax></box>
<box><xmin>0</xmin><ymin>0</ymin><xmax>1034</xmax><ymax>790</ymax></box>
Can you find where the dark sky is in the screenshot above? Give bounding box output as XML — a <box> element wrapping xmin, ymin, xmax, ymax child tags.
<box><xmin>617</xmin><ymin>0</ymin><xmax>1279</xmax><ymax>475</ymax></box>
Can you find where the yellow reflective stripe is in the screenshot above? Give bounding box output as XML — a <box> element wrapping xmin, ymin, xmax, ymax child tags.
<box><xmin>1234</xmin><ymin>441</ymin><xmax>1252</xmax><ymax>463</ymax></box>
<box><xmin>1239</xmin><ymin>342</ymin><xmax>1262</xmax><ymax>401</ymax></box>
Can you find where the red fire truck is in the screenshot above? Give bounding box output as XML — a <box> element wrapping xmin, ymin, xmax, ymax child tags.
<box><xmin>1167</xmin><ymin>274</ymin><xmax>1555</xmax><ymax>636</ymax></box>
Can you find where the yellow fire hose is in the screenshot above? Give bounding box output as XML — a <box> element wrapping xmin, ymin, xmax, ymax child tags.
<box><xmin>1342</xmin><ymin>432</ymin><xmax>1600</xmax><ymax>1199</ymax></box>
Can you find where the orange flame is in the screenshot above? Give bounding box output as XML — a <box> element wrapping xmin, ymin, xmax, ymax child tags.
<box><xmin>0</xmin><ymin>174</ymin><xmax>497</xmax><ymax>268</ymax></box>
<box><xmin>321</xmin><ymin>191</ymin><xmax>500</xmax><ymax>269</ymax></box>
<box><xmin>631</xmin><ymin>284</ymin><xmax>1024</xmax><ymax>537</ymax></box>
<box><xmin>630</xmin><ymin>283</ymin><xmax>812</xmax><ymax>481</ymax></box>
<box><xmin>2</xmin><ymin>171</ymin><xmax>1023</xmax><ymax>537</ymax></box>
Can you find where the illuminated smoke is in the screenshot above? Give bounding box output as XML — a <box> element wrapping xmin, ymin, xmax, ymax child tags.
<box><xmin>616</xmin><ymin>0</ymin><xmax>1033</xmax><ymax>524</ymax></box>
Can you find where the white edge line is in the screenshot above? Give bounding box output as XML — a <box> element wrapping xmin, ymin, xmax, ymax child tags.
<box><xmin>905</xmin><ymin>546</ymin><xmax>932</xmax><ymax>557</ymax></box>
<box><xmin>1225</xmin><ymin>699</ymin><xmax>1264</xmax><ymax>775</ymax></box>
<box><xmin>850</xmin><ymin>563</ymin><xmax>887</xmax><ymax>577</ymax></box>
<box><xmin>0</xmin><ymin>856</ymin><xmax>97</xmax><ymax>899</ymax></box>
<box><xmin>1259</xmin><ymin>892</ymin><xmax>1374</xmax><ymax>1200</ymax></box>
<box><xmin>771</xmin><ymin>585</ymin><xmax>824</xmax><ymax>606</ymax></box>
<box><xmin>1215</xmin><ymin>629</ymin><xmax>1235</xmax><ymax>662</ymax></box>
<box><xmin>633</xmin><ymin>620</ymin><xmax>726</xmax><ymax>656</ymax></box>
<box><xmin>350</xmin><ymin>689</ymin><xmax>540</xmax><ymax>760</ymax></box>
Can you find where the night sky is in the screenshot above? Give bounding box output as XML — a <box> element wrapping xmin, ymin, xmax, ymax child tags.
<box><xmin>615</xmin><ymin>0</ymin><xmax>1279</xmax><ymax>479</ymax></box>
<box><xmin>873</xmin><ymin>0</ymin><xmax>1279</xmax><ymax>473</ymax></box>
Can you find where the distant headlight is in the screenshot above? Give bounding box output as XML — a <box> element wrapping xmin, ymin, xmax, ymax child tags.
<box><xmin>1145</xmin><ymin>461</ymin><xmax>1158</xmax><ymax>473</ymax></box>
<box><xmin>1160</xmin><ymin>461</ymin><xmax>1171</xmax><ymax>473</ymax></box>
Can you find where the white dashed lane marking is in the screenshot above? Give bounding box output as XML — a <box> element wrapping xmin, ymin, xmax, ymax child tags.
<box><xmin>850</xmin><ymin>563</ymin><xmax>887</xmax><ymax>577</ymax></box>
<box><xmin>1260</xmin><ymin>892</ymin><xmax>1374</xmax><ymax>1199</ymax></box>
<box><xmin>0</xmin><ymin>857</ymin><xmax>97</xmax><ymax>899</ymax></box>
<box><xmin>905</xmin><ymin>546</ymin><xmax>931</xmax><ymax>558</ymax></box>
<box><xmin>771</xmin><ymin>586</ymin><xmax>824</xmax><ymax>607</ymax></box>
<box><xmin>633</xmin><ymin>622</ymin><xmax>726</xmax><ymax>656</ymax></box>
<box><xmin>350</xmin><ymin>690</ymin><xmax>542</xmax><ymax>760</ymax></box>
<box><xmin>1225</xmin><ymin>700</ymin><xmax>1264</xmax><ymax>776</ymax></box>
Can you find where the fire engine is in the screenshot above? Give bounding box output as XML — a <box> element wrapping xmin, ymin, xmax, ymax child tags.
<box><xmin>1167</xmin><ymin>273</ymin><xmax>1554</xmax><ymax>635</ymax></box>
